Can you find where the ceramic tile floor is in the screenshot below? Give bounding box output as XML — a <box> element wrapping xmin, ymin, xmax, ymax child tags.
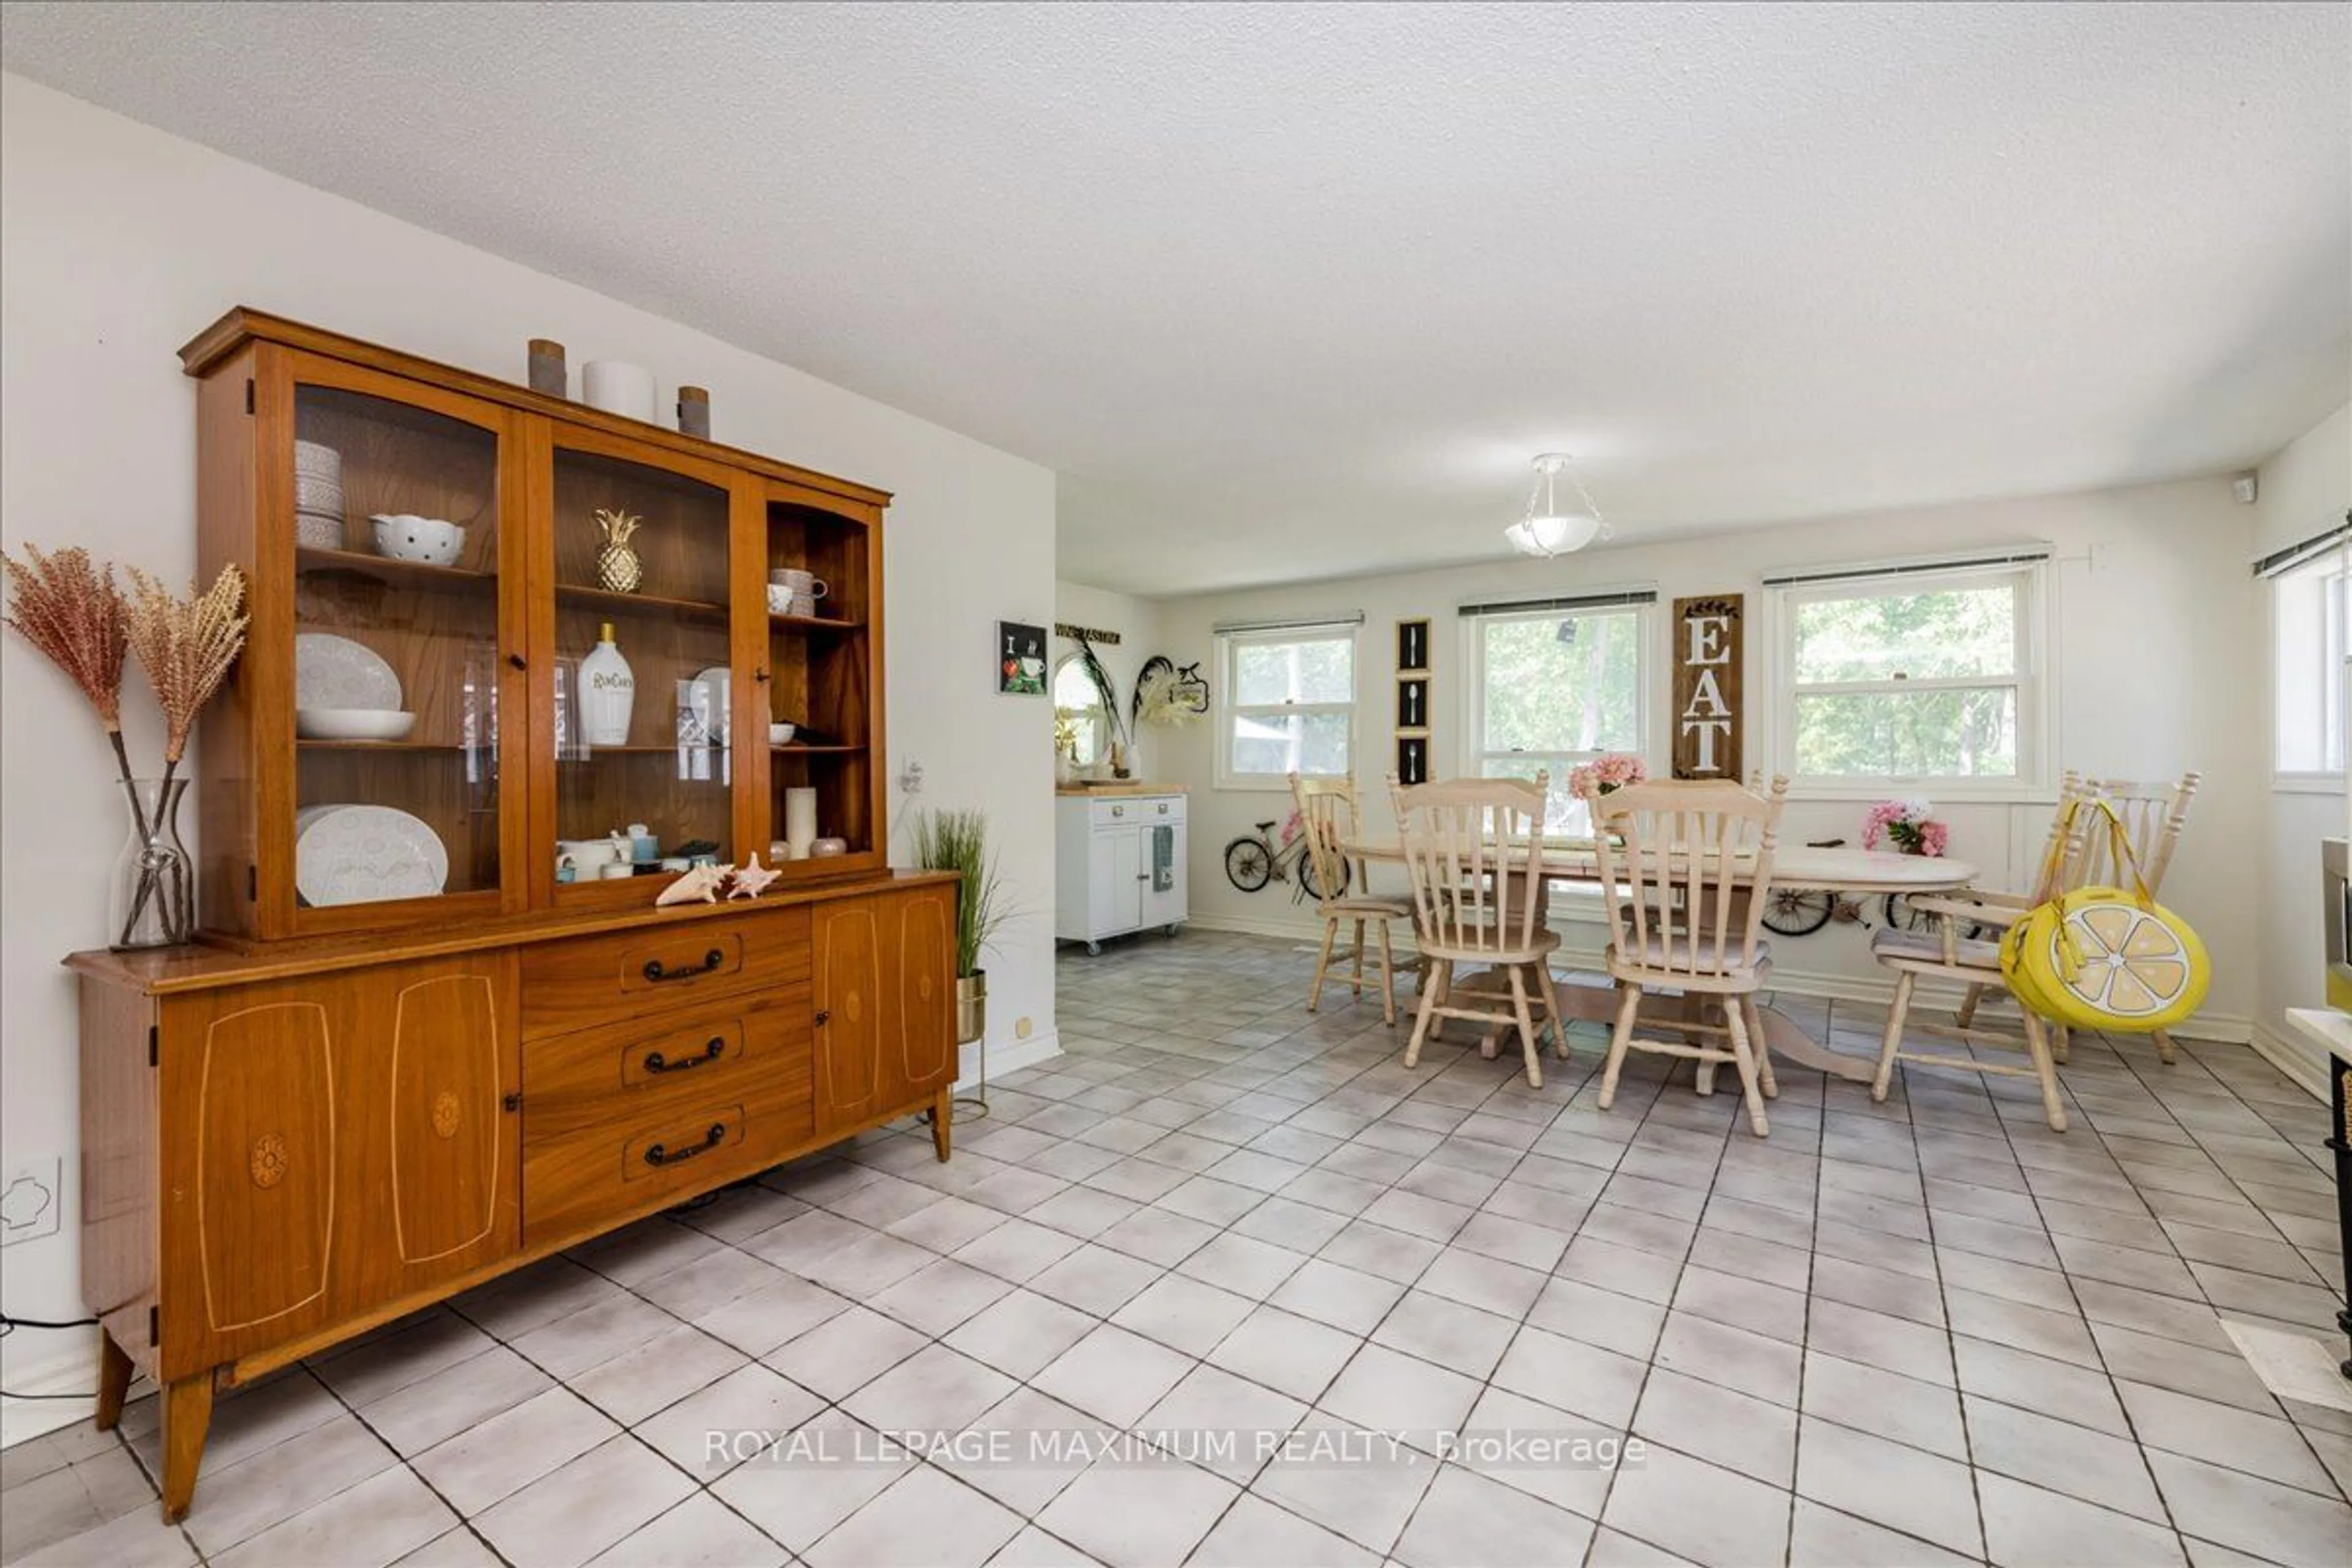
<box><xmin>6</xmin><ymin>929</ymin><xmax>2350</xmax><ymax>1568</ymax></box>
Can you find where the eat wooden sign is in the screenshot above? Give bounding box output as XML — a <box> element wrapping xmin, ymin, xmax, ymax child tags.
<box><xmin>1672</xmin><ymin>595</ymin><xmax>1743</xmax><ymax>778</ymax></box>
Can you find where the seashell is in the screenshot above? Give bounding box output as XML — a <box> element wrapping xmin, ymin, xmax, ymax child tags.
<box><xmin>727</xmin><ymin>853</ymin><xmax>781</xmax><ymax>900</ymax></box>
<box><xmin>654</xmin><ymin>863</ymin><xmax>731</xmax><ymax>906</ymax></box>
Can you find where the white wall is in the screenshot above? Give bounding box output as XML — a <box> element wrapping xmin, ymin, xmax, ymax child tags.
<box><xmin>2253</xmin><ymin>401</ymin><xmax>2351</xmax><ymax>1088</ymax></box>
<box><xmin>1052</xmin><ymin>579</ymin><xmax>1164</xmax><ymax>777</ymax></box>
<box><xmin>1151</xmin><ymin>478</ymin><xmax>2266</xmax><ymax>1033</ymax></box>
<box><xmin>0</xmin><ymin>77</ymin><xmax>1057</xmax><ymax>1429</ymax></box>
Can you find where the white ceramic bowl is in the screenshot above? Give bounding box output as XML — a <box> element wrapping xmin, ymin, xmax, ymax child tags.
<box><xmin>769</xmin><ymin>722</ymin><xmax>796</xmax><ymax>745</ymax></box>
<box><xmin>296</xmin><ymin>474</ymin><xmax>345</xmax><ymax>513</ymax></box>
<box><xmin>371</xmin><ymin>514</ymin><xmax>466</xmax><ymax>567</ymax></box>
<box><xmin>296</xmin><ymin>707</ymin><xmax>415</xmax><ymax>742</ymax></box>
<box><xmin>294</xmin><ymin>440</ymin><xmax>342</xmax><ymax>480</ymax></box>
<box><xmin>296</xmin><ymin>511</ymin><xmax>344</xmax><ymax>549</ymax></box>
<box><xmin>298</xmin><ymin>710</ymin><xmax>418</xmax><ymax>747</ymax></box>
<box><xmin>556</xmin><ymin>837</ymin><xmax>623</xmax><ymax>872</ymax></box>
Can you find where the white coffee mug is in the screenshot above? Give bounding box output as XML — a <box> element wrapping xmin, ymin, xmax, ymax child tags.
<box><xmin>769</xmin><ymin>568</ymin><xmax>827</xmax><ymax>600</ymax></box>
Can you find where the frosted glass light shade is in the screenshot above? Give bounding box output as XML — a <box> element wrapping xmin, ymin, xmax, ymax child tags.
<box><xmin>1506</xmin><ymin>511</ymin><xmax>1601</xmax><ymax>557</ymax></box>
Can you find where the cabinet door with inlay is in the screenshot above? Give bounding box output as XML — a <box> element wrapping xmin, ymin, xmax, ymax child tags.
<box><xmin>338</xmin><ymin>952</ymin><xmax>521</xmax><ymax>1310</ymax></box>
<box><xmin>888</xmin><ymin>884</ymin><xmax>957</xmax><ymax>1102</ymax></box>
<box><xmin>157</xmin><ymin>987</ymin><xmax>342</xmax><ymax>1374</ymax></box>
<box><xmin>156</xmin><ymin>953</ymin><xmax>519</xmax><ymax>1374</ymax></box>
<box><xmin>811</xmin><ymin>895</ymin><xmax>883</xmax><ymax>1133</ymax></box>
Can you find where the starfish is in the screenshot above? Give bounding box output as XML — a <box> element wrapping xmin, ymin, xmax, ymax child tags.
<box><xmin>728</xmin><ymin>853</ymin><xmax>782</xmax><ymax>900</ymax></box>
<box><xmin>654</xmin><ymin>862</ymin><xmax>731</xmax><ymax>906</ymax></box>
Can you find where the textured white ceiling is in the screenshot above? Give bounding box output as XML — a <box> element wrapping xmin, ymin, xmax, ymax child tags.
<box><xmin>4</xmin><ymin>1</ymin><xmax>2346</xmax><ymax>594</ymax></box>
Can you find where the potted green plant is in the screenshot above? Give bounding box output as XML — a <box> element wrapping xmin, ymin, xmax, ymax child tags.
<box><xmin>913</xmin><ymin>808</ymin><xmax>1008</xmax><ymax>1044</ymax></box>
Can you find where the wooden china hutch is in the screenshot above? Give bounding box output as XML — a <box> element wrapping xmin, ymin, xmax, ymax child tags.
<box><xmin>66</xmin><ymin>311</ymin><xmax>958</xmax><ymax>1521</ymax></box>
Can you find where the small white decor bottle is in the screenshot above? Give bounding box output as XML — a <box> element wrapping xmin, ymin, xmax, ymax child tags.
<box><xmin>579</xmin><ymin>621</ymin><xmax>635</xmax><ymax>746</ymax></box>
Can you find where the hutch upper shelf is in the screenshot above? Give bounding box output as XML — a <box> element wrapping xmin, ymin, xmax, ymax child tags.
<box><xmin>184</xmin><ymin>309</ymin><xmax>895</xmax><ymax>943</ymax></box>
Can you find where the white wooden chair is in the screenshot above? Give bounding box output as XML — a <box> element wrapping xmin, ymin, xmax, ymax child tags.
<box><xmin>1950</xmin><ymin>771</ymin><xmax>2089</xmax><ymax>1038</ymax></box>
<box><xmin>2072</xmin><ymin>773</ymin><xmax>2201</xmax><ymax>1064</ymax></box>
<box><xmin>1292</xmin><ymin>773</ymin><xmax>1411</xmax><ymax>1025</ymax></box>
<box><xmin>1868</xmin><ymin>778</ymin><xmax>2094</xmax><ymax>1131</ymax></box>
<box><xmin>1592</xmin><ymin>777</ymin><xmax>1789</xmax><ymax>1137</ymax></box>
<box><xmin>1389</xmin><ymin>774</ymin><xmax>1566</xmax><ymax>1087</ymax></box>
<box><xmin>1951</xmin><ymin>771</ymin><xmax>2197</xmax><ymax>1063</ymax></box>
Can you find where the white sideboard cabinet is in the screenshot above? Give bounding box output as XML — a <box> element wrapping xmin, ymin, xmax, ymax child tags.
<box><xmin>1055</xmin><ymin>790</ymin><xmax>1187</xmax><ymax>953</ymax></box>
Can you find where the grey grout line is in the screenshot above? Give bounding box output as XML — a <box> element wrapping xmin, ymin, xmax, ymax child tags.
<box><xmin>1972</xmin><ymin>1025</ymin><xmax>2199</xmax><ymax>1561</ymax></box>
<box><xmin>24</xmin><ymin>932</ymin><xmax>2341</xmax><ymax>1568</ymax></box>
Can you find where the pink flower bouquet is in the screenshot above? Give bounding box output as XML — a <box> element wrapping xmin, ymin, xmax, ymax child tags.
<box><xmin>1864</xmin><ymin>797</ymin><xmax>1947</xmax><ymax>858</ymax></box>
<box><xmin>1569</xmin><ymin>753</ymin><xmax>1649</xmax><ymax>801</ymax></box>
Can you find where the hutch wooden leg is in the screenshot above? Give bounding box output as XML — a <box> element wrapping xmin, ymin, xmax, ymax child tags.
<box><xmin>159</xmin><ymin>1371</ymin><xmax>216</xmax><ymax>1524</ymax></box>
<box><xmin>931</xmin><ymin>1087</ymin><xmax>953</xmax><ymax>1161</ymax></box>
<box><xmin>92</xmin><ymin>1327</ymin><xmax>134</xmax><ymax>1432</ymax></box>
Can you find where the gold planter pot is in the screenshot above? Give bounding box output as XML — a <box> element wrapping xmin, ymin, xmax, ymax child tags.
<box><xmin>956</xmin><ymin>970</ymin><xmax>987</xmax><ymax>1046</ymax></box>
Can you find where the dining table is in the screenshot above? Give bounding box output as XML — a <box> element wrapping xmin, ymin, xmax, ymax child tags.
<box><xmin>1341</xmin><ymin>837</ymin><xmax>1980</xmax><ymax>1084</ymax></box>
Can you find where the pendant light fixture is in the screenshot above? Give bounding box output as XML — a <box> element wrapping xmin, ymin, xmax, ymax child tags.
<box><xmin>1504</xmin><ymin>453</ymin><xmax>1608</xmax><ymax>557</ymax></box>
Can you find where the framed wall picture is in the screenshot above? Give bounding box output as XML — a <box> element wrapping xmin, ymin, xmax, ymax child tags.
<box><xmin>1396</xmin><ymin>618</ymin><xmax>1431</xmax><ymax>674</ymax></box>
<box><xmin>1670</xmin><ymin>594</ymin><xmax>1743</xmax><ymax>778</ymax></box>
<box><xmin>1396</xmin><ymin>735</ymin><xmax>1429</xmax><ymax>785</ymax></box>
<box><xmin>997</xmin><ymin>620</ymin><xmax>1047</xmax><ymax>695</ymax></box>
<box><xmin>1396</xmin><ymin>677</ymin><xmax>1428</xmax><ymax>731</ymax></box>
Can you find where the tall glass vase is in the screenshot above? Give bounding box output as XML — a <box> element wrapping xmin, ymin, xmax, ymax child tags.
<box><xmin>110</xmin><ymin>777</ymin><xmax>193</xmax><ymax>950</ymax></box>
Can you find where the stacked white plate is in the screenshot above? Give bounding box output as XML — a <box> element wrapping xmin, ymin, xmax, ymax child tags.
<box><xmin>295</xmin><ymin>804</ymin><xmax>448</xmax><ymax>905</ymax></box>
<box><xmin>295</xmin><ymin>440</ymin><xmax>345</xmax><ymax>548</ymax></box>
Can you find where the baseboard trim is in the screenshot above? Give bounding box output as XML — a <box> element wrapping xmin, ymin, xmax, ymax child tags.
<box><xmin>0</xmin><ymin>1344</ymin><xmax>135</xmax><ymax>1449</ymax></box>
<box><xmin>2249</xmin><ymin>1021</ymin><xmax>2329</xmax><ymax>1102</ymax></box>
<box><xmin>962</xmin><ymin>1031</ymin><xmax>1060</xmax><ymax>1091</ymax></box>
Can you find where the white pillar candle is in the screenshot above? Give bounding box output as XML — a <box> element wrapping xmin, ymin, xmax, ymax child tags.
<box><xmin>785</xmin><ymin>788</ymin><xmax>819</xmax><ymax>853</ymax></box>
<box><xmin>581</xmin><ymin>360</ymin><xmax>657</xmax><ymax>421</ymax></box>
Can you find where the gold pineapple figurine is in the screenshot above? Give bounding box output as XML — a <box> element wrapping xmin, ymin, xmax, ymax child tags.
<box><xmin>593</xmin><ymin>508</ymin><xmax>644</xmax><ymax>594</ymax></box>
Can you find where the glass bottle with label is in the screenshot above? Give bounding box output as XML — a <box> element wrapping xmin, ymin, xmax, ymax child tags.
<box><xmin>578</xmin><ymin>621</ymin><xmax>635</xmax><ymax>746</ymax></box>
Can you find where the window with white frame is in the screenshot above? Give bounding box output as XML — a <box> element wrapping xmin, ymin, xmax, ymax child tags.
<box><xmin>2267</xmin><ymin>525</ymin><xmax>2350</xmax><ymax>777</ymax></box>
<box><xmin>1461</xmin><ymin>591</ymin><xmax>1653</xmax><ymax>834</ymax></box>
<box><xmin>1768</xmin><ymin>552</ymin><xmax>2049</xmax><ymax>793</ymax></box>
<box><xmin>1216</xmin><ymin>619</ymin><xmax>1357</xmax><ymax>785</ymax></box>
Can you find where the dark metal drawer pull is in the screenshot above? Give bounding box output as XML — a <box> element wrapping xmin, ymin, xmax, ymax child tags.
<box><xmin>644</xmin><ymin>1038</ymin><xmax>725</xmax><ymax>1074</ymax></box>
<box><xmin>643</xmin><ymin>948</ymin><xmax>725</xmax><ymax>984</ymax></box>
<box><xmin>644</xmin><ymin>1123</ymin><xmax>727</xmax><ymax>1167</ymax></box>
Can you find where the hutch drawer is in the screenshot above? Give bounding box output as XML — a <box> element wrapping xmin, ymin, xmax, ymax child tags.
<box><xmin>522</xmin><ymin>1074</ymin><xmax>815</xmax><ymax>1245</ymax></box>
<box><xmin>522</xmin><ymin>987</ymin><xmax>812</xmax><ymax>1142</ymax></box>
<box><xmin>519</xmin><ymin>907</ymin><xmax>812</xmax><ymax>1036</ymax></box>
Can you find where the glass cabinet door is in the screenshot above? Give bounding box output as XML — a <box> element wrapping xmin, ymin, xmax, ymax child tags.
<box><xmin>281</xmin><ymin>359</ymin><xmax>521</xmax><ymax>930</ymax></box>
<box><xmin>761</xmin><ymin>488</ymin><xmax>883</xmax><ymax>880</ymax></box>
<box><xmin>539</xmin><ymin>426</ymin><xmax>750</xmax><ymax>902</ymax></box>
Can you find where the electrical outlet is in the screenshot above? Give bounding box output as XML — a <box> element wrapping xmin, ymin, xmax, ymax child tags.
<box><xmin>1</xmin><ymin>1158</ymin><xmax>61</xmax><ymax>1247</ymax></box>
<box><xmin>900</xmin><ymin>760</ymin><xmax>924</xmax><ymax>794</ymax></box>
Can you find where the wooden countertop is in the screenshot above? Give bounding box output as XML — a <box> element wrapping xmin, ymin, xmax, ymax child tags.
<box><xmin>66</xmin><ymin>869</ymin><xmax>958</xmax><ymax>995</ymax></box>
<box><xmin>1055</xmin><ymin>782</ymin><xmax>1188</xmax><ymax>797</ymax></box>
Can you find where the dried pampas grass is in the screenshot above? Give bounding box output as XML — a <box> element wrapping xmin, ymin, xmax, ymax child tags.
<box><xmin>2</xmin><ymin>545</ymin><xmax>128</xmax><ymax>730</ymax></box>
<box><xmin>6</xmin><ymin>546</ymin><xmax>249</xmax><ymax>948</ymax></box>
<box><xmin>123</xmin><ymin>565</ymin><xmax>248</xmax><ymax>766</ymax></box>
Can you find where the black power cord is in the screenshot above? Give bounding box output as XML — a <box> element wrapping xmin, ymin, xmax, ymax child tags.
<box><xmin>1</xmin><ymin>1312</ymin><xmax>103</xmax><ymax>1400</ymax></box>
